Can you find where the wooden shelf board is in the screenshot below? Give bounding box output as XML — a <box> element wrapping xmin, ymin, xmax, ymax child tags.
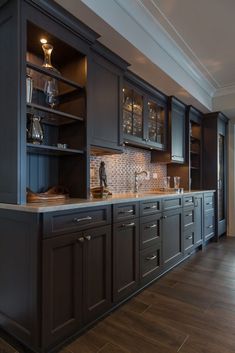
<box><xmin>27</xmin><ymin>61</ymin><xmax>84</xmax><ymax>90</ymax></box>
<box><xmin>27</xmin><ymin>103</ymin><xmax>84</xmax><ymax>123</ymax></box>
<box><xmin>27</xmin><ymin>143</ymin><xmax>84</xmax><ymax>156</ymax></box>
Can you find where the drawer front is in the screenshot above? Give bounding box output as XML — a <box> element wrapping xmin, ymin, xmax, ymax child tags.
<box><xmin>184</xmin><ymin>228</ymin><xmax>194</xmax><ymax>252</ymax></box>
<box><xmin>183</xmin><ymin>195</ymin><xmax>194</xmax><ymax>208</ymax></box>
<box><xmin>140</xmin><ymin>199</ymin><xmax>161</xmax><ymax>217</ymax></box>
<box><xmin>140</xmin><ymin>214</ymin><xmax>161</xmax><ymax>250</ymax></box>
<box><xmin>183</xmin><ymin>207</ymin><xmax>194</xmax><ymax>228</ymax></box>
<box><xmin>140</xmin><ymin>245</ymin><xmax>161</xmax><ymax>282</ymax></box>
<box><xmin>204</xmin><ymin>194</ymin><xmax>215</xmax><ymax>212</ymax></box>
<box><xmin>43</xmin><ymin>206</ymin><xmax>111</xmax><ymax>237</ymax></box>
<box><xmin>162</xmin><ymin>196</ymin><xmax>182</xmax><ymax>210</ymax></box>
<box><xmin>113</xmin><ymin>202</ymin><xmax>139</xmax><ymax>222</ymax></box>
<box><xmin>204</xmin><ymin>212</ymin><xmax>215</xmax><ymax>240</ymax></box>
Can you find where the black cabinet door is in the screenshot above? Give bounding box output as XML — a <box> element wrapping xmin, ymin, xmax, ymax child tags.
<box><xmin>162</xmin><ymin>208</ymin><xmax>183</xmax><ymax>268</ymax></box>
<box><xmin>89</xmin><ymin>52</ymin><xmax>123</xmax><ymax>151</ymax></box>
<box><xmin>113</xmin><ymin>219</ymin><xmax>139</xmax><ymax>302</ymax></box>
<box><xmin>171</xmin><ymin>98</ymin><xmax>185</xmax><ymax>163</ymax></box>
<box><xmin>42</xmin><ymin>233</ymin><xmax>83</xmax><ymax>348</ymax></box>
<box><xmin>84</xmin><ymin>226</ymin><xmax>112</xmax><ymax>322</ymax></box>
<box><xmin>194</xmin><ymin>194</ymin><xmax>203</xmax><ymax>247</ymax></box>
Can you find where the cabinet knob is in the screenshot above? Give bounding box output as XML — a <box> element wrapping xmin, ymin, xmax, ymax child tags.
<box><xmin>77</xmin><ymin>237</ymin><xmax>85</xmax><ymax>243</ymax></box>
<box><xmin>162</xmin><ymin>215</ymin><xmax>167</xmax><ymax>219</ymax></box>
<box><xmin>84</xmin><ymin>235</ymin><xmax>91</xmax><ymax>241</ymax></box>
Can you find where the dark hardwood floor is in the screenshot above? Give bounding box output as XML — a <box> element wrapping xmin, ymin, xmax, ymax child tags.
<box><xmin>2</xmin><ymin>237</ymin><xmax>235</xmax><ymax>353</ymax></box>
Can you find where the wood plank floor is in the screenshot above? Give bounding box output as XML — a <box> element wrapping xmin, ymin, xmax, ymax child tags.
<box><xmin>2</xmin><ymin>237</ymin><xmax>235</xmax><ymax>353</ymax></box>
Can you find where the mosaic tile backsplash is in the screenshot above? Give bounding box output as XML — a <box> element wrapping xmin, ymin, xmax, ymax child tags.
<box><xmin>90</xmin><ymin>146</ymin><xmax>167</xmax><ymax>194</ymax></box>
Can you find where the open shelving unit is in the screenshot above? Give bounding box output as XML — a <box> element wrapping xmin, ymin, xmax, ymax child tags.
<box><xmin>190</xmin><ymin>120</ymin><xmax>202</xmax><ymax>189</ymax></box>
<box><xmin>26</xmin><ymin>21</ymin><xmax>88</xmax><ymax>199</ymax></box>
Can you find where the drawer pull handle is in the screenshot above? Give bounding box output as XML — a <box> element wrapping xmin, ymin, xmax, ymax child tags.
<box><xmin>84</xmin><ymin>235</ymin><xmax>91</xmax><ymax>241</ymax></box>
<box><xmin>146</xmin><ymin>224</ymin><xmax>157</xmax><ymax>229</ymax></box>
<box><xmin>187</xmin><ymin>236</ymin><xmax>193</xmax><ymax>240</ymax></box>
<box><xmin>145</xmin><ymin>205</ymin><xmax>157</xmax><ymax>210</ymax></box>
<box><xmin>73</xmin><ymin>216</ymin><xmax>92</xmax><ymax>223</ymax></box>
<box><xmin>77</xmin><ymin>237</ymin><xmax>85</xmax><ymax>243</ymax></box>
<box><xmin>146</xmin><ymin>255</ymin><xmax>157</xmax><ymax>261</ymax></box>
<box><xmin>208</xmin><ymin>225</ymin><xmax>213</xmax><ymax>229</ymax></box>
<box><xmin>185</xmin><ymin>200</ymin><xmax>191</xmax><ymax>203</ymax></box>
<box><xmin>162</xmin><ymin>215</ymin><xmax>167</xmax><ymax>219</ymax></box>
<box><xmin>206</xmin><ymin>202</ymin><xmax>213</xmax><ymax>205</ymax></box>
<box><xmin>122</xmin><ymin>222</ymin><xmax>135</xmax><ymax>228</ymax></box>
<box><xmin>186</xmin><ymin>213</ymin><xmax>192</xmax><ymax>217</ymax></box>
<box><xmin>119</xmin><ymin>209</ymin><xmax>133</xmax><ymax>214</ymax></box>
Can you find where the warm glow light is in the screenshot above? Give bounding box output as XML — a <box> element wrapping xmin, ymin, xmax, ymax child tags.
<box><xmin>40</xmin><ymin>38</ymin><xmax>47</xmax><ymax>44</ymax></box>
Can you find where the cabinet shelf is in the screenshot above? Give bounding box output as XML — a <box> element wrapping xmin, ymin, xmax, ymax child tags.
<box><xmin>27</xmin><ymin>62</ymin><xmax>84</xmax><ymax>90</ymax></box>
<box><xmin>27</xmin><ymin>143</ymin><xmax>84</xmax><ymax>156</ymax></box>
<box><xmin>191</xmin><ymin>166</ymin><xmax>200</xmax><ymax>170</ymax></box>
<box><xmin>27</xmin><ymin>103</ymin><xmax>84</xmax><ymax>124</ymax></box>
<box><xmin>190</xmin><ymin>150</ymin><xmax>200</xmax><ymax>155</ymax></box>
<box><xmin>190</xmin><ymin>135</ymin><xmax>200</xmax><ymax>142</ymax></box>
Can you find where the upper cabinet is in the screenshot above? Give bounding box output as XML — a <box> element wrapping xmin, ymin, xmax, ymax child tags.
<box><xmin>89</xmin><ymin>44</ymin><xmax>129</xmax><ymax>153</ymax></box>
<box><xmin>122</xmin><ymin>72</ymin><xmax>167</xmax><ymax>151</ymax></box>
<box><xmin>151</xmin><ymin>96</ymin><xmax>186</xmax><ymax>164</ymax></box>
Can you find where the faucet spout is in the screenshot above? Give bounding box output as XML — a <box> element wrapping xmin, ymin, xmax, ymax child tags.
<box><xmin>134</xmin><ymin>170</ymin><xmax>148</xmax><ymax>193</ymax></box>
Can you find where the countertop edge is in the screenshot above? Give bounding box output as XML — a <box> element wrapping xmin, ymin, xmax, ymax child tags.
<box><xmin>0</xmin><ymin>190</ymin><xmax>216</xmax><ymax>213</ymax></box>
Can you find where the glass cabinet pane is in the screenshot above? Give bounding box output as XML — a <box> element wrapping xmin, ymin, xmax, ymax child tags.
<box><xmin>123</xmin><ymin>86</ymin><xmax>143</xmax><ymax>138</ymax></box>
<box><xmin>147</xmin><ymin>100</ymin><xmax>165</xmax><ymax>144</ymax></box>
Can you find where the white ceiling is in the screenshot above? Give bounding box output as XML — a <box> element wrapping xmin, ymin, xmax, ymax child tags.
<box><xmin>55</xmin><ymin>0</ymin><xmax>235</xmax><ymax>117</ymax></box>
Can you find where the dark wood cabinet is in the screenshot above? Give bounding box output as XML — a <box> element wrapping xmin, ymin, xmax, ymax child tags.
<box><xmin>203</xmin><ymin>113</ymin><xmax>228</xmax><ymax>238</ymax></box>
<box><xmin>194</xmin><ymin>193</ymin><xmax>203</xmax><ymax>246</ymax></box>
<box><xmin>113</xmin><ymin>219</ymin><xmax>139</xmax><ymax>302</ymax></box>
<box><xmin>162</xmin><ymin>207</ymin><xmax>183</xmax><ymax>268</ymax></box>
<box><xmin>122</xmin><ymin>72</ymin><xmax>167</xmax><ymax>150</ymax></box>
<box><xmin>203</xmin><ymin>192</ymin><xmax>215</xmax><ymax>241</ymax></box>
<box><xmin>152</xmin><ymin>96</ymin><xmax>186</xmax><ymax>165</ymax></box>
<box><xmin>89</xmin><ymin>44</ymin><xmax>128</xmax><ymax>152</ymax></box>
<box><xmin>43</xmin><ymin>225</ymin><xmax>111</xmax><ymax>348</ymax></box>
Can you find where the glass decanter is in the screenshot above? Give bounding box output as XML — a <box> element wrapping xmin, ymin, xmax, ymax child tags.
<box><xmin>27</xmin><ymin>114</ymin><xmax>44</xmax><ymax>144</ymax></box>
<box><xmin>42</xmin><ymin>43</ymin><xmax>60</xmax><ymax>108</ymax></box>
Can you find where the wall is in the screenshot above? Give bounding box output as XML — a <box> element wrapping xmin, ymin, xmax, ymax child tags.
<box><xmin>90</xmin><ymin>146</ymin><xmax>167</xmax><ymax>194</ymax></box>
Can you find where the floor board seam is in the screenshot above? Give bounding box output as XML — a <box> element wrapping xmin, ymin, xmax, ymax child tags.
<box><xmin>177</xmin><ymin>334</ymin><xmax>189</xmax><ymax>352</ymax></box>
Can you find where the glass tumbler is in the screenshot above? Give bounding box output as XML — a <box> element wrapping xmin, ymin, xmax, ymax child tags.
<box><xmin>174</xmin><ymin>176</ymin><xmax>181</xmax><ymax>189</ymax></box>
<box><xmin>163</xmin><ymin>176</ymin><xmax>171</xmax><ymax>190</ymax></box>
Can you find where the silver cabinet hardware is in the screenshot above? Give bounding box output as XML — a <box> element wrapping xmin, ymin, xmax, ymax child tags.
<box><xmin>145</xmin><ymin>205</ymin><xmax>157</xmax><ymax>210</ymax></box>
<box><xmin>122</xmin><ymin>222</ymin><xmax>135</xmax><ymax>228</ymax></box>
<box><xmin>84</xmin><ymin>235</ymin><xmax>91</xmax><ymax>241</ymax></box>
<box><xmin>186</xmin><ymin>213</ymin><xmax>193</xmax><ymax>217</ymax></box>
<box><xmin>77</xmin><ymin>237</ymin><xmax>85</xmax><ymax>243</ymax></box>
<box><xmin>73</xmin><ymin>216</ymin><xmax>92</xmax><ymax>223</ymax></box>
<box><xmin>187</xmin><ymin>236</ymin><xmax>193</xmax><ymax>240</ymax></box>
<box><xmin>146</xmin><ymin>255</ymin><xmax>157</xmax><ymax>261</ymax></box>
<box><xmin>119</xmin><ymin>209</ymin><xmax>133</xmax><ymax>214</ymax></box>
<box><xmin>206</xmin><ymin>202</ymin><xmax>213</xmax><ymax>205</ymax></box>
<box><xmin>146</xmin><ymin>224</ymin><xmax>157</xmax><ymax>229</ymax></box>
<box><xmin>162</xmin><ymin>215</ymin><xmax>167</xmax><ymax>219</ymax></box>
<box><xmin>208</xmin><ymin>225</ymin><xmax>213</xmax><ymax>229</ymax></box>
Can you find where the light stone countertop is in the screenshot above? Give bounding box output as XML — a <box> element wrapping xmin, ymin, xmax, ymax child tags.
<box><xmin>0</xmin><ymin>190</ymin><xmax>215</xmax><ymax>213</ymax></box>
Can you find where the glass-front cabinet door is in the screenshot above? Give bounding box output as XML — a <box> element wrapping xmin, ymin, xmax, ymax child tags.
<box><xmin>146</xmin><ymin>99</ymin><xmax>166</xmax><ymax>149</ymax></box>
<box><xmin>123</xmin><ymin>85</ymin><xmax>144</xmax><ymax>141</ymax></box>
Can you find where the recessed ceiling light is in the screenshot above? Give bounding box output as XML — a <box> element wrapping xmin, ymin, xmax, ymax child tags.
<box><xmin>40</xmin><ymin>38</ymin><xmax>47</xmax><ymax>44</ymax></box>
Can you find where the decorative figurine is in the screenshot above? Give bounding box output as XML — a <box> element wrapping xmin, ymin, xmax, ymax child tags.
<box><xmin>99</xmin><ymin>161</ymin><xmax>107</xmax><ymax>187</ymax></box>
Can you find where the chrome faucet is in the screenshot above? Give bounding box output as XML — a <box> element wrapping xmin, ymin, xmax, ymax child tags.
<box><xmin>134</xmin><ymin>170</ymin><xmax>148</xmax><ymax>193</ymax></box>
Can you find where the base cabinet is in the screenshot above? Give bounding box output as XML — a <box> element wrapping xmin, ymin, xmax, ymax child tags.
<box><xmin>194</xmin><ymin>194</ymin><xmax>203</xmax><ymax>246</ymax></box>
<box><xmin>162</xmin><ymin>208</ymin><xmax>183</xmax><ymax>268</ymax></box>
<box><xmin>42</xmin><ymin>225</ymin><xmax>111</xmax><ymax>348</ymax></box>
<box><xmin>113</xmin><ymin>219</ymin><xmax>139</xmax><ymax>302</ymax></box>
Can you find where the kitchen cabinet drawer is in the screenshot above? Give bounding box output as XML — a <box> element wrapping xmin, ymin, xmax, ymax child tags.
<box><xmin>140</xmin><ymin>214</ymin><xmax>161</xmax><ymax>250</ymax></box>
<box><xmin>184</xmin><ymin>228</ymin><xmax>194</xmax><ymax>252</ymax></box>
<box><xmin>204</xmin><ymin>194</ymin><xmax>215</xmax><ymax>212</ymax></box>
<box><xmin>183</xmin><ymin>195</ymin><xmax>194</xmax><ymax>207</ymax></box>
<box><xmin>183</xmin><ymin>207</ymin><xmax>194</xmax><ymax>228</ymax></box>
<box><xmin>140</xmin><ymin>199</ymin><xmax>161</xmax><ymax>216</ymax></box>
<box><xmin>43</xmin><ymin>206</ymin><xmax>111</xmax><ymax>237</ymax></box>
<box><xmin>162</xmin><ymin>196</ymin><xmax>182</xmax><ymax>210</ymax></box>
<box><xmin>204</xmin><ymin>212</ymin><xmax>215</xmax><ymax>240</ymax></box>
<box><xmin>140</xmin><ymin>245</ymin><xmax>161</xmax><ymax>284</ymax></box>
<box><xmin>113</xmin><ymin>202</ymin><xmax>139</xmax><ymax>222</ymax></box>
